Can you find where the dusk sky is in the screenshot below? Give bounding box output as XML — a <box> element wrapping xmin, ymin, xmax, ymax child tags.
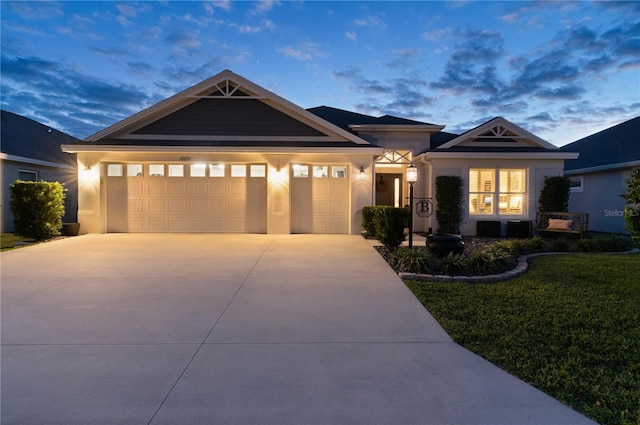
<box><xmin>1</xmin><ymin>1</ymin><xmax>638</xmax><ymax>146</ymax></box>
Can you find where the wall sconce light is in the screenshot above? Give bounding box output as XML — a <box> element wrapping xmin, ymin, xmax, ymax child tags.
<box><xmin>84</xmin><ymin>164</ymin><xmax>92</xmax><ymax>171</ymax></box>
<box><xmin>358</xmin><ymin>166</ymin><xmax>366</xmax><ymax>181</ymax></box>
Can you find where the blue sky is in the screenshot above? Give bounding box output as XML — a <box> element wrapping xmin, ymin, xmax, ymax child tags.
<box><xmin>1</xmin><ymin>1</ymin><xmax>638</xmax><ymax>146</ymax></box>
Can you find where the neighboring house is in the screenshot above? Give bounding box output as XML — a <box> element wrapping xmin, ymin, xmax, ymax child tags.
<box><xmin>61</xmin><ymin>69</ymin><xmax>577</xmax><ymax>236</ymax></box>
<box><xmin>561</xmin><ymin>116</ymin><xmax>640</xmax><ymax>234</ymax></box>
<box><xmin>1</xmin><ymin>110</ymin><xmax>79</xmax><ymax>233</ymax></box>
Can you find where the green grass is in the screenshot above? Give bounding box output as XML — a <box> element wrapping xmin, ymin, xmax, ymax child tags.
<box><xmin>1</xmin><ymin>233</ymin><xmax>34</xmax><ymax>251</ymax></box>
<box><xmin>405</xmin><ymin>253</ymin><xmax>640</xmax><ymax>425</ymax></box>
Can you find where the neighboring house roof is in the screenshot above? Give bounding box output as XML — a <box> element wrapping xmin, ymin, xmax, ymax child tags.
<box><xmin>64</xmin><ymin>70</ymin><xmax>380</xmax><ymax>154</ymax></box>
<box><xmin>418</xmin><ymin>116</ymin><xmax>578</xmax><ymax>160</ymax></box>
<box><xmin>307</xmin><ymin>106</ymin><xmax>439</xmax><ymax>130</ymax></box>
<box><xmin>561</xmin><ymin>116</ymin><xmax>640</xmax><ymax>174</ymax></box>
<box><xmin>0</xmin><ymin>110</ymin><xmax>77</xmax><ymax>168</ymax></box>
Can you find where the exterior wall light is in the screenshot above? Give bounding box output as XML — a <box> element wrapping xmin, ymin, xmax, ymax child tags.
<box><xmin>358</xmin><ymin>166</ymin><xmax>366</xmax><ymax>181</ymax></box>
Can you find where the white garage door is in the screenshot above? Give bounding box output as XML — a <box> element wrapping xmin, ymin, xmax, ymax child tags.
<box><xmin>290</xmin><ymin>164</ymin><xmax>349</xmax><ymax>234</ymax></box>
<box><xmin>106</xmin><ymin>163</ymin><xmax>267</xmax><ymax>233</ymax></box>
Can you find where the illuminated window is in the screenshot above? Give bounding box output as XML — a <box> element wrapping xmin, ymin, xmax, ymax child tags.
<box><xmin>331</xmin><ymin>165</ymin><xmax>347</xmax><ymax>178</ymax></box>
<box><xmin>209</xmin><ymin>164</ymin><xmax>225</xmax><ymax>177</ymax></box>
<box><xmin>127</xmin><ymin>164</ymin><xmax>143</xmax><ymax>177</ymax></box>
<box><xmin>190</xmin><ymin>164</ymin><xmax>206</xmax><ymax>177</ymax></box>
<box><xmin>231</xmin><ymin>164</ymin><xmax>246</xmax><ymax>177</ymax></box>
<box><xmin>292</xmin><ymin>164</ymin><xmax>309</xmax><ymax>178</ymax></box>
<box><xmin>149</xmin><ymin>164</ymin><xmax>164</xmax><ymax>176</ymax></box>
<box><xmin>168</xmin><ymin>164</ymin><xmax>184</xmax><ymax>177</ymax></box>
<box><xmin>469</xmin><ymin>168</ymin><xmax>526</xmax><ymax>215</ymax></box>
<box><xmin>313</xmin><ymin>165</ymin><xmax>328</xmax><ymax>178</ymax></box>
<box><xmin>250</xmin><ymin>164</ymin><xmax>266</xmax><ymax>177</ymax></box>
<box><xmin>107</xmin><ymin>164</ymin><xmax>123</xmax><ymax>177</ymax></box>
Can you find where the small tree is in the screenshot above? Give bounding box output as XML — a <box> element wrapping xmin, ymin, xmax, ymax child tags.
<box><xmin>375</xmin><ymin>206</ymin><xmax>408</xmax><ymax>251</ymax></box>
<box><xmin>9</xmin><ymin>181</ymin><xmax>66</xmax><ymax>240</ymax></box>
<box><xmin>538</xmin><ymin>176</ymin><xmax>571</xmax><ymax>212</ymax></box>
<box><xmin>435</xmin><ymin>175</ymin><xmax>463</xmax><ymax>234</ymax></box>
<box><xmin>621</xmin><ymin>168</ymin><xmax>640</xmax><ymax>241</ymax></box>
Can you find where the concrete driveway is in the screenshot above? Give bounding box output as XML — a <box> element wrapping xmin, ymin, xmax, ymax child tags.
<box><xmin>1</xmin><ymin>234</ymin><xmax>595</xmax><ymax>425</ymax></box>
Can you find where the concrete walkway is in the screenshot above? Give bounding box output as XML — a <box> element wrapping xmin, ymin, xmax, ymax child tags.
<box><xmin>1</xmin><ymin>234</ymin><xmax>595</xmax><ymax>425</ymax></box>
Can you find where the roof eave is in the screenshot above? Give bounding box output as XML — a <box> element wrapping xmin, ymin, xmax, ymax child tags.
<box><xmin>564</xmin><ymin>160</ymin><xmax>640</xmax><ymax>175</ymax></box>
<box><xmin>61</xmin><ymin>144</ymin><xmax>384</xmax><ymax>155</ymax></box>
<box><xmin>418</xmin><ymin>151</ymin><xmax>579</xmax><ymax>160</ymax></box>
<box><xmin>349</xmin><ymin>124</ymin><xmax>445</xmax><ymax>132</ymax></box>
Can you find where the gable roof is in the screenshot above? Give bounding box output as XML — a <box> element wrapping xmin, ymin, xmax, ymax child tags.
<box><xmin>307</xmin><ymin>106</ymin><xmax>444</xmax><ymax>132</ymax></box>
<box><xmin>561</xmin><ymin>116</ymin><xmax>640</xmax><ymax>173</ymax></box>
<box><xmin>66</xmin><ymin>70</ymin><xmax>375</xmax><ymax>153</ymax></box>
<box><xmin>1</xmin><ymin>110</ymin><xmax>77</xmax><ymax>167</ymax></box>
<box><xmin>418</xmin><ymin>116</ymin><xmax>578</xmax><ymax>160</ymax></box>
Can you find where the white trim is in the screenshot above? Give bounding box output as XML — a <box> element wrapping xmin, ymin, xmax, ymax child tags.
<box><xmin>419</xmin><ymin>151</ymin><xmax>579</xmax><ymax>160</ymax></box>
<box><xmin>569</xmin><ymin>175</ymin><xmax>584</xmax><ymax>193</ymax></box>
<box><xmin>117</xmin><ymin>134</ymin><xmax>349</xmax><ymax>142</ymax></box>
<box><xmin>564</xmin><ymin>160</ymin><xmax>640</xmax><ymax>175</ymax></box>
<box><xmin>61</xmin><ymin>144</ymin><xmax>384</xmax><ymax>155</ymax></box>
<box><xmin>349</xmin><ymin>124</ymin><xmax>445</xmax><ymax>132</ymax></box>
<box><xmin>0</xmin><ymin>153</ymin><xmax>77</xmax><ymax>170</ymax></box>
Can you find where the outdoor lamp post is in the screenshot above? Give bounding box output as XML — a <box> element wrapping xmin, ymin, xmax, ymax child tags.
<box><xmin>406</xmin><ymin>164</ymin><xmax>418</xmax><ymax>249</ymax></box>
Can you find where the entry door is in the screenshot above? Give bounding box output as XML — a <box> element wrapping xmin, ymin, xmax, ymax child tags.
<box><xmin>375</xmin><ymin>173</ymin><xmax>403</xmax><ymax>207</ymax></box>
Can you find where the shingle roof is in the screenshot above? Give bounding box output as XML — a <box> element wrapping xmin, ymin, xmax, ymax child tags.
<box><xmin>561</xmin><ymin>116</ymin><xmax>640</xmax><ymax>171</ymax></box>
<box><xmin>1</xmin><ymin>110</ymin><xmax>78</xmax><ymax>165</ymax></box>
<box><xmin>307</xmin><ymin>106</ymin><xmax>436</xmax><ymax>130</ymax></box>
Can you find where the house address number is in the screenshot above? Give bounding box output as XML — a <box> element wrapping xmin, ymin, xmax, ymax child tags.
<box><xmin>180</xmin><ymin>156</ymin><xmax>191</xmax><ymax>161</ymax></box>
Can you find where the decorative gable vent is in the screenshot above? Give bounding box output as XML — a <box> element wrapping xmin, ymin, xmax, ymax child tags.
<box><xmin>479</xmin><ymin>125</ymin><xmax>519</xmax><ymax>138</ymax></box>
<box><xmin>206</xmin><ymin>80</ymin><xmax>253</xmax><ymax>97</ymax></box>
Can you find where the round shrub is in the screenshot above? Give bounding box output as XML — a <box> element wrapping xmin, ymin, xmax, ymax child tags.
<box><xmin>9</xmin><ymin>181</ymin><xmax>65</xmax><ymax>240</ymax></box>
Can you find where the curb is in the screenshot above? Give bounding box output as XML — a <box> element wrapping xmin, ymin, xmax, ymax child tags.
<box><xmin>399</xmin><ymin>248</ymin><xmax>639</xmax><ymax>283</ymax></box>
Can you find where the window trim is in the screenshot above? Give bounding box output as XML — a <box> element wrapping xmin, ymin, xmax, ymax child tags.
<box><xmin>18</xmin><ymin>169</ymin><xmax>39</xmax><ymax>181</ymax></box>
<box><xmin>569</xmin><ymin>176</ymin><xmax>584</xmax><ymax>193</ymax></box>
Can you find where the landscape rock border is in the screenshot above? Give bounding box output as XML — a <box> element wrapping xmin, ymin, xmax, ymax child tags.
<box><xmin>399</xmin><ymin>248</ymin><xmax>639</xmax><ymax>283</ymax></box>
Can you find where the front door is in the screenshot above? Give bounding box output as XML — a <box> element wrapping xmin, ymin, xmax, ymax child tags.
<box><xmin>375</xmin><ymin>173</ymin><xmax>403</xmax><ymax>207</ymax></box>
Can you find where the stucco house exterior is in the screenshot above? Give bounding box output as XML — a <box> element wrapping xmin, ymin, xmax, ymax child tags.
<box><xmin>61</xmin><ymin>69</ymin><xmax>578</xmax><ymax>236</ymax></box>
<box><xmin>561</xmin><ymin>116</ymin><xmax>640</xmax><ymax>234</ymax></box>
<box><xmin>1</xmin><ymin>110</ymin><xmax>79</xmax><ymax>233</ymax></box>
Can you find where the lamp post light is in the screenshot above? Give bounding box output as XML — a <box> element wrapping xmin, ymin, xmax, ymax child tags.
<box><xmin>406</xmin><ymin>164</ymin><xmax>418</xmax><ymax>249</ymax></box>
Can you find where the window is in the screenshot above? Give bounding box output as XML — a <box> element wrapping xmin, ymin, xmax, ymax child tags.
<box><xmin>168</xmin><ymin>164</ymin><xmax>184</xmax><ymax>177</ymax></box>
<box><xmin>569</xmin><ymin>176</ymin><xmax>583</xmax><ymax>193</ymax></box>
<box><xmin>127</xmin><ymin>164</ymin><xmax>143</xmax><ymax>177</ymax></box>
<box><xmin>231</xmin><ymin>164</ymin><xmax>246</xmax><ymax>177</ymax></box>
<box><xmin>107</xmin><ymin>164</ymin><xmax>123</xmax><ymax>176</ymax></box>
<box><xmin>469</xmin><ymin>169</ymin><xmax>494</xmax><ymax>214</ymax></box>
<box><xmin>292</xmin><ymin>164</ymin><xmax>309</xmax><ymax>178</ymax></box>
<box><xmin>313</xmin><ymin>165</ymin><xmax>328</xmax><ymax>178</ymax></box>
<box><xmin>250</xmin><ymin>164</ymin><xmax>266</xmax><ymax>177</ymax></box>
<box><xmin>331</xmin><ymin>166</ymin><xmax>347</xmax><ymax>178</ymax></box>
<box><xmin>209</xmin><ymin>164</ymin><xmax>225</xmax><ymax>177</ymax></box>
<box><xmin>469</xmin><ymin>168</ymin><xmax>526</xmax><ymax>215</ymax></box>
<box><xmin>149</xmin><ymin>164</ymin><xmax>165</xmax><ymax>176</ymax></box>
<box><xmin>18</xmin><ymin>169</ymin><xmax>38</xmax><ymax>181</ymax></box>
<box><xmin>190</xmin><ymin>164</ymin><xmax>206</xmax><ymax>177</ymax></box>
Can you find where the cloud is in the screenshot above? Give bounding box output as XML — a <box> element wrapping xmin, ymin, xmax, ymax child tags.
<box><xmin>386</xmin><ymin>48</ymin><xmax>419</xmax><ymax>68</ymax></box>
<box><xmin>354</xmin><ymin>13</ymin><xmax>386</xmax><ymax>31</ymax></box>
<box><xmin>250</xmin><ymin>0</ymin><xmax>281</xmax><ymax>16</ymax></box>
<box><xmin>333</xmin><ymin>67</ymin><xmax>435</xmax><ymax>119</ymax></box>
<box><xmin>5</xmin><ymin>1</ymin><xmax>64</xmax><ymax>20</ymax></box>
<box><xmin>345</xmin><ymin>32</ymin><xmax>357</xmax><ymax>40</ymax></box>
<box><xmin>0</xmin><ymin>54</ymin><xmax>153</xmax><ymax>137</ymax></box>
<box><xmin>164</xmin><ymin>29</ymin><xmax>202</xmax><ymax>58</ymax></box>
<box><xmin>279</xmin><ymin>41</ymin><xmax>327</xmax><ymax>61</ymax></box>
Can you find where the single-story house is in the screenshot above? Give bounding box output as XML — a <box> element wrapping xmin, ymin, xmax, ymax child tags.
<box><xmin>561</xmin><ymin>116</ymin><xmax>640</xmax><ymax>234</ymax></box>
<box><xmin>1</xmin><ymin>110</ymin><xmax>79</xmax><ymax>233</ymax></box>
<box><xmin>61</xmin><ymin>69</ymin><xmax>578</xmax><ymax>236</ymax></box>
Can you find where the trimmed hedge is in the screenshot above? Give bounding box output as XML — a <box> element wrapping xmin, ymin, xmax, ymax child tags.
<box><xmin>9</xmin><ymin>181</ymin><xmax>66</xmax><ymax>240</ymax></box>
<box><xmin>435</xmin><ymin>175</ymin><xmax>463</xmax><ymax>234</ymax></box>
<box><xmin>361</xmin><ymin>205</ymin><xmax>408</xmax><ymax>251</ymax></box>
<box><xmin>539</xmin><ymin>176</ymin><xmax>571</xmax><ymax>212</ymax></box>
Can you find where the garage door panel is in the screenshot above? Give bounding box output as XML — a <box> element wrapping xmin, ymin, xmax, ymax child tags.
<box><xmin>107</xmin><ymin>164</ymin><xmax>267</xmax><ymax>233</ymax></box>
<box><xmin>149</xmin><ymin>199</ymin><xmax>165</xmax><ymax>213</ymax></box>
<box><xmin>167</xmin><ymin>199</ymin><xmax>185</xmax><ymax>213</ymax></box>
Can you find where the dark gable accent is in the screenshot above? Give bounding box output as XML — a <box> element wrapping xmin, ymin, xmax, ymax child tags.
<box><xmin>133</xmin><ymin>98</ymin><xmax>325</xmax><ymax>137</ymax></box>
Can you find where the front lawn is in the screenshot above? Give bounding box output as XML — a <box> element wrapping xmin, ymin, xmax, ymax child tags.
<box><xmin>406</xmin><ymin>253</ymin><xmax>640</xmax><ymax>425</ymax></box>
<box><xmin>1</xmin><ymin>233</ymin><xmax>33</xmax><ymax>251</ymax></box>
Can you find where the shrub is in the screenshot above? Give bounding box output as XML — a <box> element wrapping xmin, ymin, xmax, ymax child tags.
<box><xmin>389</xmin><ymin>248</ymin><xmax>435</xmax><ymax>274</ymax></box>
<box><xmin>539</xmin><ymin>176</ymin><xmax>571</xmax><ymax>212</ymax></box>
<box><xmin>466</xmin><ymin>251</ymin><xmax>495</xmax><ymax>275</ymax></box>
<box><xmin>361</xmin><ymin>206</ymin><xmax>378</xmax><ymax>238</ymax></box>
<box><xmin>576</xmin><ymin>238</ymin><xmax>598</xmax><ymax>253</ymax></box>
<box><xmin>435</xmin><ymin>175</ymin><xmax>463</xmax><ymax>234</ymax></box>
<box><xmin>551</xmin><ymin>238</ymin><xmax>571</xmax><ymax>252</ymax></box>
<box><xmin>439</xmin><ymin>252</ymin><xmax>465</xmax><ymax>276</ymax></box>
<box><xmin>375</xmin><ymin>206</ymin><xmax>408</xmax><ymax>251</ymax></box>
<box><xmin>621</xmin><ymin>168</ymin><xmax>640</xmax><ymax>242</ymax></box>
<box><xmin>9</xmin><ymin>181</ymin><xmax>66</xmax><ymax>240</ymax></box>
<box><xmin>592</xmin><ymin>234</ymin><xmax>633</xmax><ymax>252</ymax></box>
